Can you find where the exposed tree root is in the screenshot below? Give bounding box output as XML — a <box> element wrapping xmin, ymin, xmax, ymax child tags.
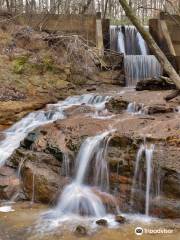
<box><xmin>165</xmin><ymin>90</ymin><xmax>180</xmax><ymax>101</ymax></box>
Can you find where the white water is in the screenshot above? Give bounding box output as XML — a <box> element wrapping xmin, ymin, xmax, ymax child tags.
<box><xmin>54</xmin><ymin>130</ymin><xmax>114</xmax><ymax>218</ymax></box>
<box><xmin>110</xmin><ymin>25</ymin><xmax>119</xmax><ymax>52</ymax></box>
<box><xmin>110</xmin><ymin>25</ymin><xmax>148</xmax><ymax>55</ymax></box>
<box><xmin>117</xmin><ymin>31</ymin><xmax>125</xmax><ymax>54</ymax></box>
<box><xmin>0</xmin><ymin>206</ymin><xmax>14</xmax><ymax>212</ymax></box>
<box><xmin>0</xmin><ymin>94</ymin><xmax>110</xmax><ymax>167</ymax></box>
<box><xmin>61</xmin><ymin>154</ymin><xmax>70</xmax><ymax>177</ymax></box>
<box><xmin>127</xmin><ymin>102</ymin><xmax>149</xmax><ymax>115</ymax></box>
<box><xmin>137</xmin><ymin>32</ymin><xmax>148</xmax><ymax>55</ymax></box>
<box><xmin>145</xmin><ymin>145</ymin><xmax>154</xmax><ymax>216</ymax></box>
<box><xmin>110</xmin><ymin>25</ymin><xmax>162</xmax><ymax>86</ymax></box>
<box><xmin>124</xmin><ymin>55</ymin><xmax>162</xmax><ymax>87</ymax></box>
<box><xmin>131</xmin><ymin>144</ymin><xmax>154</xmax><ymax>216</ymax></box>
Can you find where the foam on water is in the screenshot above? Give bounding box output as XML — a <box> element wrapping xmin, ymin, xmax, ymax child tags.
<box><xmin>0</xmin><ymin>206</ymin><xmax>14</xmax><ymax>212</ymax></box>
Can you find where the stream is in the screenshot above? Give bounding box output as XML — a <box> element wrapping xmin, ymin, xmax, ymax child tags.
<box><xmin>0</xmin><ymin>23</ymin><xmax>179</xmax><ymax>239</ymax></box>
<box><xmin>0</xmin><ymin>87</ymin><xmax>180</xmax><ymax>239</ymax></box>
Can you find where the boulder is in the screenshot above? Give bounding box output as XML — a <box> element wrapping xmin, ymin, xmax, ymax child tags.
<box><xmin>147</xmin><ymin>104</ymin><xmax>174</xmax><ymax>114</ymax></box>
<box><xmin>136</xmin><ymin>78</ymin><xmax>176</xmax><ymax>91</ymax></box>
<box><xmin>0</xmin><ymin>166</ymin><xmax>20</xmax><ymax>200</ymax></box>
<box><xmin>74</xmin><ymin>225</ymin><xmax>87</xmax><ymax>236</ymax></box>
<box><xmin>115</xmin><ymin>215</ymin><xmax>126</xmax><ymax>223</ymax></box>
<box><xmin>106</xmin><ymin>97</ymin><xmax>129</xmax><ymax>114</ymax></box>
<box><xmin>151</xmin><ymin>197</ymin><xmax>180</xmax><ymax>219</ymax></box>
<box><xmin>96</xmin><ymin>219</ymin><xmax>108</xmax><ymax>226</ymax></box>
<box><xmin>9</xmin><ymin>149</ymin><xmax>68</xmax><ymax>203</ymax></box>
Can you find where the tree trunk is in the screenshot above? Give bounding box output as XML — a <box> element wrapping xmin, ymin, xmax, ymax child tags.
<box><xmin>103</xmin><ymin>0</ymin><xmax>109</xmax><ymax>18</ymax></box>
<box><xmin>5</xmin><ymin>0</ymin><xmax>10</xmax><ymax>12</ymax></box>
<box><xmin>118</xmin><ymin>0</ymin><xmax>180</xmax><ymax>95</ymax></box>
<box><xmin>81</xmin><ymin>0</ymin><xmax>93</xmax><ymax>14</ymax></box>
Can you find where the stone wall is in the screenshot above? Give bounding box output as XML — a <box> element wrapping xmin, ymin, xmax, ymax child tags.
<box><xmin>149</xmin><ymin>13</ymin><xmax>180</xmax><ymax>73</ymax></box>
<box><xmin>16</xmin><ymin>14</ymin><xmax>97</xmax><ymax>44</ymax></box>
<box><xmin>160</xmin><ymin>13</ymin><xmax>180</xmax><ymax>56</ymax></box>
<box><xmin>15</xmin><ymin>13</ymin><xmax>109</xmax><ymax>49</ymax></box>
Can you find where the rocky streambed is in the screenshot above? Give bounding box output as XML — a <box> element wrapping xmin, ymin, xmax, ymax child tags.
<box><xmin>0</xmin><ymin>87</ymin><xmax>180</xmax><ymax>239</ymax></box>
<box><xmin>0</xmin><ymin>202</ymin><xmax>180</xmax><ymax>240</ymax></box>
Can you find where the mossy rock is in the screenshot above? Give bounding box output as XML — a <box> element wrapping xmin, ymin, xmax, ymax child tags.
<box><xmin>12</xmin><ymin>55</ymin><xmax>29</xmax><ymax>74</ymax></box>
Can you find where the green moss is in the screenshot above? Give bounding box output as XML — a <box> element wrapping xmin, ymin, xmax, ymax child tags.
<box><xmin>12</xmin><ymin>54</ymin><xmax>63</xmax><ymax>76</ymax></box>
<box><xmin>12</xmin><ymin>56</ymin><xmax>29</xmax><ymax>74</ymax></box>
<box><xmin>43</xmin><ymin>56</ymin><xmax>54</xmax><ymax>71</ymax></box>
<box><xmin>29</xmin><ymin>55</ymin><xmax>62</xmax><ymax>75</ymax></box>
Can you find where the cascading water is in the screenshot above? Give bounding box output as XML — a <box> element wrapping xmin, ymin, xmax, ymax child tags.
<box><xmin>110</xmin><ymin>25</ymin><xmax>148</xmax><ymax>55</ymax></box>
<box><xmin>124</xmin><ymin>55</ymin><xmax>162</xmax><ymax>87</ymax></box>
<box><xmin>51</xmin><ymin>130</ymin><xmax>115</xmax><ymax>218</ymax></box>
<box><xmin>137</xmin><ymin>32</ymin><xmax>148</xmax><ymax>55</ymax></box>
<box><xmin>117</xmin><ymin>31</ymin><xmax>125</xmax><ymax>54</ymax></box>
<box><xmin>127</xmin><ymin>102</ymin><xmax>147</xmax><ymax>115</ymax></box>
<box><xmin>131</xmin><ymin>144</ymin><xmax>154</xmax><ymax>216</ymax></box>
<box><xmin>145</xmin><ymin>145</ymin><xmax>154</xmax><ymax>216</ymax></box>
<box><xmin>61</xmin><ymin>154</ymin><xmax>70</xmax><ymax>177</ymax></box>
<box><xmin>110</xmin><ymin>25</ymin><xmax>162</xmax><ymax>86</ymax></box>
<box><xmin>55</xmin><ymin>131</ymin><xmax>115</xmax><ymax>217</ymax></box>
<box><xmin>0</xmin><ymin>94</ymin><xmax>110</xmax><ymax>167</ymax></box>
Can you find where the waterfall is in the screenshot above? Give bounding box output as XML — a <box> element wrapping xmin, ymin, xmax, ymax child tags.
<box><xmin>117</xmin><ymin>31</ymin><xmax>125</xmax><ymax>54</ymax></box>
<box><xmin>124</xmin><ymin>55</ymin><xmax>162</xmax><ymax>87</ymax></box>
<box><xmin>110</xmin><ymin>26</ymin><xmax>119</xmax><ymax>52</ymax></box>
<box><xmin>145</xmin><ymin>146</ymin><xmax>154</xmax><ymax>216</ymax></box>
<box><xmin>131</xmin><ymin>144</ymin><xmax>154</xmax><ymax>216</ymax></box>
<box><xmin>61</xmin><ymin>154</ymin><xmax>70</xmax><ymax>177</ymax></box>
<box><xmin>0</xmin><ymin>94</ymin><xmax>110</xmax><ymax>167</ymax></box>
<box><xmin>127</xmin><ymin>102</ymin><xmax>148</xmax><ymax>115</ymax></box>
<box><xmin>137</xmin><ymin>32</ymin><xmax>148</xmax><ymax>55</ymax></box>
<box><xmin>54</xmin><ymin>130</ymin><xmax>115</xmax><ymax>218</ymax></box>
<box><xmin>110</xmin><ymin>25</ymin><xmax>162</xmax><ymax>86</ymax></box>
<box><xmin>110</xmin><ymin>25</ymin><xmax>148</xmax><ymax>55</ymax></box>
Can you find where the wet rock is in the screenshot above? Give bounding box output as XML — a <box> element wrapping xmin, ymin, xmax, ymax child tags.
<box><xmin>64</xmin><ymin>105</ymin><xmax>94</xmax><ymax>117</ymax></box>
<box><xmin>21</xmin><ymin>130</ymin><xmax>40</xmax><ymax>149</ymax></box>
<box><xmin>86</xmin><ymin>87</ymin><xmax>96</xmax><ymax>92</ymax></box>
<box><xmin>115</xmin><ymin>215</ymin><xmax>126</xmax><ymax>223</ymax></box>
<box><xmin>0</xmin><ymin>166</ymin><xmax>20</xmax><ymax>200</ymax></box>
<box><xmin>9</xmin><ymin>149</ymin><xmax>67</xmax><ymax>203</ymax></box>
<box><xmin>0</xmin><ymin>166</ymin><xmax>15</xmax><ymax>176</ymax></box>
<box><xmin>106</xmin><ymin>97</ymin><xmax>129</xmax><ymax>114</ymax></box>
<box><xmin>109</xmin><ymin>135</ymin><xmax>133</xmax><ymax>148</ymax></box>
<box><xmin>46</xmin><ymin>144</ymin><xmax>64</xmax><ymax>161</ymax></box>
<box><xmin>5</xmin><ymin>105</ymin><xmax>180</xmax><ymax>220</ymax></box>
<box><xmin>147</xmin><ymin>104</ymin><xmax>174</xmax><ymax>114</ymax></box>
<box><xmin>74</xmin><ymin>225</ymin><xmax>87</xmax><ymax>236</ymax></box>
<box><xmin>96</xmin><ymin>219</ymin><xmax>108</xmax><ymax>226</ymax></box>
<box><xmin>151</xmin><ymin>197</ymin><xmax>180</xmax><ymax>219</ymax></box>
<box><xmin>136</xmin><ymin>78</ymin><xmax>176</xmax><ymax>91</ymax></box>
<box><xmin>0</xmin><ymin>98</ymin><xmax>56</xmax><ymax>126</ymax></box>
<box><xmin>162</xmin><ymin>171</ymin><xmax>180</xmax><ymax>199</ymax></box>
<box><xmin>0</xmin><ymin>132</ymin><xmax>5</xmax><ymax>141</ymax></box>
